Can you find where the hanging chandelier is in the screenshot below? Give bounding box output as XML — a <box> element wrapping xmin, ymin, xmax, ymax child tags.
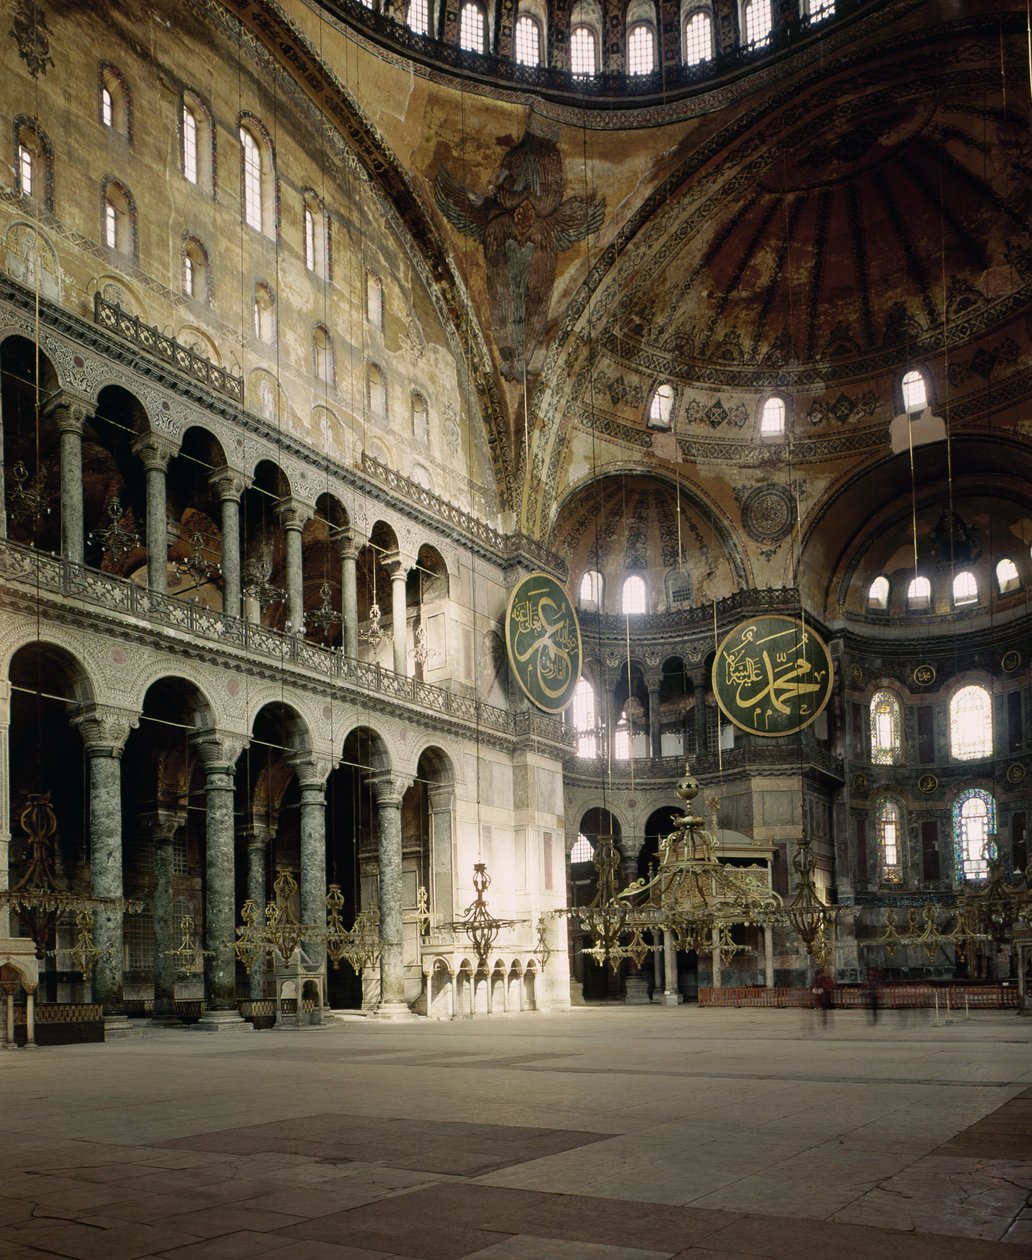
<box><xmin>175</xmin><ymin>527</ymin><xmax>221</xmax><ymax>587</ymax></box>
<box><xmin>90</xmin><ymin>496</ymin><xmax>140</xmax><ymax>565</ymax></box>
<box><xmin>7</xmin><ymin>460</ymin><xmax>49</xmax><ymax>527</ymax></box>
<box><xmin>447</xmin><ymin>862</ymin><xmax>517</xmax><ymax>974</ymax></box>
<box><xmin>241</xmin><ymin>547</ymin><xmax>284</xmax><ymax>609</ymax></box>
<box><xmin>305</xmin><ymin>581</ymin><xmax>342</xmax><ymax>635</ymax></box>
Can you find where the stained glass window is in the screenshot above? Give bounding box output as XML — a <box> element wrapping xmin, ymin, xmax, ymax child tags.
<box><xmin>953</xmin><ymin>789</ymin><xmax>996</xmax><ymax>881</ymax></box>
<box><xmin>876</xmin><ymin>797</ymin><xmax>903</xmax><ymax>884</ymax></box>
<box><xmin>869</xmin><ymin>690</ymin><xmax>901</xmax><ymax>765</ymax></box>
<box><xmin>949</xmin><ymin>684</ymin><xmax>992</xmax><ymax>760</ymax></box>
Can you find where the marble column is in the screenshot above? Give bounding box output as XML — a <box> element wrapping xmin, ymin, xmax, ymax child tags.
<box><xmin>73</xmin><ymin>706</ymin><xmax>135</xmax><ymax>1014</ymax></box>
<box><xmin>711</xmin><ymin>929</ymin><xmax>721</xmax><ymax>992</ymax></box>
<box><xmin>662</xmin><ymin>927</ymin><xmax>682</xmax><ymax>1005</ymax></box>
<box><xmin>132</xmin><ymin>433</ymin><xmax>178</xmax><ymax>595</ymax></box>
<box><xmin>370</xmin><ymin>773</ymin><xmax>413</xmax><ymax>1017</ymax></box>
<box><xmin>428</xmin><ymin>786</ymin><xmax>454</xmax><ymax>926</ymax></box>
<box><xmin>193</xmin><ymin>734</ymin><xmax>243</xmax><ymax>1014</ymax></box>
<box><xmin>0</xmin><ymin>389</ymin><xmax>6</xmax><ymax>538</ymax></box>
<box><xmin>277</xmin><ymin>499</ymin><xmax>308</xmax><ymax>635</ymax></box>
<box><xmin>145</xmin><ymin>809</ymin><xmax>185</xmax><ymax>1023</ymax></box>
<box><xmin>383</xmin><ymin>553</ymin><xmax>409</xmax><ymax>676</ymax></box>
<box><xmin>694</xmin><ymin>673</ymin><xmax>708</xmax><ymax>755</ymax></box>
<box><xmin>48</xmin><ymin>395</ymin><xmax>90</xmax><ymax>566</ymax></box>
<box><xmin>338</xmin><ymin>532</ymin><xmax>359</xmax><ymax>659</ymax></box>
<box><xmin>647</xmin><ymin>680</ymin><xmax>662</xmax><ymax>759</ymax></box>
<box><xmin>763</xmin><ymin>924</ymin><xmax>775</xmax><ymax>987</ymax></box>
<box><xmin>294</xmin><ymin>764</ymin><xmax>328</xmax><ymax>976</ymax></box>
<box><xmin>242</xmin><ymin>822</ymin><xmax>270</xmax><ymax>998</ymax></box>
<box><xmin>0</xmin><ymin>681</ymin><xmax>10</xmax><ymax>938</ymax></box>
<box><xmin>209</xmin><ymin>468</ymin><xmax>247</xmax><ymax>621</ymax></box>
<box><xmin>652</xmin><ymin>929</ymin><xmax>662</xmax><ymax>995</ymax></box>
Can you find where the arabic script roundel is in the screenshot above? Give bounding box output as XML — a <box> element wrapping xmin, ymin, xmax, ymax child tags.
<box><xmin>505</xmin><ymin>572</ymin><xmax>582</xmax><ymax>714</ymax></box>
<box><xmin>712</xmin><ymin>615</ymin><xmax>833</xmax><ymax>738</ymax></box>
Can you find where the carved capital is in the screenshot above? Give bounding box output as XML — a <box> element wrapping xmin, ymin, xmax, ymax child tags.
<box><xmin>132</xmin><ymin>431</ymin><xmax>180</xmax><ymax>472</ymax></box>
<box><xmin>336</xmin><ymin>528</ymin><xmax>361</xmax><ymax>562</ymax></box>
<box><xmin>45</xmin><ymin>389</ymin><xmax>94</xmax><ymax>435</ymax></box>
<box><xmin>139</xmin><ymin>808</ymin><xmax>187</xmax><ymax>844</ymax></box>
<box><xmin>276</xmin><ymin>497</ymin><xmax>313</xmax><ymax>531</ymax></box>
<box><xmin>289</xmin><ymin>754</ymin><xmax>334</xmax><ymax>792</ymax></box>
<box><xmin>71</xmin><ymin>704</ymin><xmax>139</xmax><ymax>755</ymax></box>
<box><xmin>208</xmin><ymin>466</ymin><xmax>251</xmax><ymax>501</ymax></box>
<box><xmin>368</xmin><ymin>771</ymin><xmax>411</xmax><ymax>807</ymax></box>
<box><xmin>381</xmin><ymin>550</ymin><xmax>412</xmax><ymax>580</ymax></box>
<box><xmin>191</xmin><ymin>729</ymin><xmax>247</xmax><ymax>775</ymax></box>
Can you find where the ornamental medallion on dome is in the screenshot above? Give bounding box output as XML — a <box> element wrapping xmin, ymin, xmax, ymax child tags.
<box><xmin>735</xmin><ymin>484</ymin><xmax>797</xmax><ymax>545</ymax></box>
<box><xmin>712</xmin><ymin>616</ymin><xmax>833</xmax><ymax>738</ymax></box>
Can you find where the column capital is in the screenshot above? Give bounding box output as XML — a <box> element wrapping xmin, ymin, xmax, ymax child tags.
<box><xmin>239</xmin><ymin>819</ymin><xmax>274</xmax><ymax>849</ymax></box>
<box><xmin>71</xmin><ymin>704</ymin><xmax>139</xmax><ymax>755</ymax></box>
<box><xmin>192</xmin><ymin>729</ymin><xmax>246</xmax><ymax>774</ymax></box>
<box><xmin>132</xmin><ymin>430</ymin><xmax>180</xmax><ymax>471</ymax></box>
<box><xmin>381</xmin><ymin>550</ymin><xmax>415</xmax><ymax>578</ymax></box>
<box><xmin>368</xmin><ymin>771</ymin><xmax>412</xmax><ymax>807</ymax></box>
<box><xmin>336</xmin><ymin>528</ymin><xmax>361</xmax><ymax>562</ymax></box>
<box><xmin>45</xmin><ymin>389</ymin><xmax>93</xmax><ymax>434</ymax></box>
<box><xmin>289</xmin><ymin>754</ymin><xmax>334</xmax><ymax>792</ymax></box>
<box><xmin>139</xmin><ymin>807</ymin><xmax>186</xmax><ymax>842</ymax></box>
<box><xmin>209</xmin><ymin>465</ymin><xmax>251</xmax><ymax>500</ymax></box>
<box><xmin>275</xmin><ymin>497</ymin><xmax>313</xmax><ymax>531</ymax></box>
<box><xmin>428</xmin><ymin>785</ymin><xmax>454</xmax><ymax>812</ymax></box>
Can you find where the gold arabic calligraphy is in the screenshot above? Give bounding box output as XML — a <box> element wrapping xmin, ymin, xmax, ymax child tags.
<box><xmin>716</xmin><ymin>620</ymin><xmax>832</xmax><ymax>735</ymax></box>
<box><xmin>511</xmin><ymin>587</ymin><xmax>579</xmax><ymax>701</ymax></box>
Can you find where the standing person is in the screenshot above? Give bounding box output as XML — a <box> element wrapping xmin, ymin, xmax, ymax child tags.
<box><xmin>866</xmin><ymin>967</ymin><xmax>882</xmax><ymax>1024</ymax></box>
<box><xmin>811</xmin><ymin>967</ymin><xmax>833</xmax><ymax>1025</ymax></box>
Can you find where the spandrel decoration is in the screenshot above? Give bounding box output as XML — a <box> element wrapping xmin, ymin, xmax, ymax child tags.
<box><xmin>505</xmin><ymin>571</ymin><xmax>582</xmax><ymax>713</ymax></box>
<box><xmin>712</xmin><ymin>615</ymin><xmax>833</xmax><ymax>737</ymax></box>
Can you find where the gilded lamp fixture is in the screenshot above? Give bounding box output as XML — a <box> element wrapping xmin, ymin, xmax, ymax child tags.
<box><xmin>570</xmin><ymin>764</ymin><xmax>841</xmax><ymax>971</ymax></box>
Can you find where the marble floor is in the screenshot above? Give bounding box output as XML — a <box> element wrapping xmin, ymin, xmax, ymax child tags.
<box><xmin>1</xmin><ymin>1005</ymin><xmax>1031</xmax><ymax>1259</ymax></box>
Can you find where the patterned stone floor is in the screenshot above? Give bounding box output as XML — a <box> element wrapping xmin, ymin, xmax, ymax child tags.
<box><xmin>1</xmin><ymin>1005</ymin><xmax>1031</xmax><ymax>1259</ymax></box>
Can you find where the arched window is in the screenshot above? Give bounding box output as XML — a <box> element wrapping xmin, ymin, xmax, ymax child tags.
<box><xmin>366</xmin><ymin>272</ymin><xmax>384</xmax><ymax>330</ymax></box>
<box><xmin>258</xmin><ymin>378</ymin><xmax>276</xmax><ymax>421</ymax></box>
<box><xmin>743</xmin><ymin>0</ymin><xmax>772</xmax><ymax>47</ymax></box>
<box><xmin>571</xmin><ymin>25</ymin><xmax>598</xmax><ymax>76</ymax></box>
<box><xmin>14</xmin><ymin>119</ymin><xmax>54</xmax><ymax>213</ymax></box>
<box><xmin>182</xmin><ymin>237</ymin><xmax>209</xmax><ymax>303</ymax></box>
<box><xmin>570</xmin><ymin>834</ymin><xmax>594</xmax><ymax>863</ymax></box>
<box><xmin>804</xmin><ymin>0</ymin><xmax>835</xmax><ymax>20</ymax></box>
<box><xmin>869</xmin><ymin>690</ymin><xmax>902</xmax><ymax>765</ymax></box>
<box><xmin>996</xmin><ymin>557</ymin><xmax>1020</xmax><ymax>593</ymax></box>
<box><xmin>952</xmin><ymin>570</ymin><xmax>978</xmax><ymax>607</ymax></box>
<box><xmin>759</xmin><ymin>395</ymin><xmax>785</xmax><ymax>436</ymax></box>
<box><xmin>621</xmin><ymin>574</ymin><xmax>647</xmax><ymax>614</ymax></box>
<box><xmin>667</xmin><ymin>570</ymin><xmax>692</xmax><ymax>610</ymax></box>
<box><xmin>180</xmin><ymin>92</ymin><xmax>213</xmax><ymax>193</ymax></box>
<box><xmin>459</xmin><ymin>2</ymin><xmax>487</xmax><ymax>52</ymax></box>
<box><xmin>867</xmin><ymin>574</ymin><xmax>890</xmax><ymax>610</ymax></box>
<box><xmin>313</xmin><ymin>325</ymin><xmax>334</xmax><ymax>386</ymax></box>
<box><xmin>408</xmin><ymin>0</ymin><xmax>429</xmax><ymax>34</ymax></box>
<box><xmin>647</xmin><ymin>382</ymin><xmax>674</xmax><ymax>429</ymax></box>
<box><xmin>949</xmin><ymin>685</ymin><xmax>992</xmax><ymax>761</ymax></box>
<box><xmin>684</xmin><ymin>9</ymin><xmax>713</xmax><ymax>64</ymax></box>
<box><xmin>99</xmin><ymin>63</ymin><xmax>132</xmax><ymax>140</ymax></box>
<box><xmin>368</xmin><ymin>364</ymin><xmax>387</xmax><ymax>417</ymax></box>
<box><xmin>875</xmin><ymin>797</ymin><xmax>904</xmax><ymax>884</ymax></box>
<box><xmin>302</xmin><ymin>191</ymin><xmax>329</xmax><ymax>278</ymax></box>
<box><xmin>101</xmin><ymin>178</ymin><xmax>136</xmax><ymax>257</ymax></box>
<box><xmin>953</xmin><ymin>789</ymin><xmax>996</xmax><ymax>881</ymax></box>
<box><xmin>239</xmin><ymin>119</ymin><xmax>275</xmax><ymax>236</ymax></box>
<box><xmin>906</xmin><ymin>575</ymin><xmax>931</xmax><ymax>609</ymax></box>
<box><xmin>515</xmin><ymin>13</ymin><xmax>542</xmax><ymax>65</ymax></box>
<box><xmin>627</xmin><ymin>23</ymin><xmax>655</xmax><ymax>75</ymax></box>
<box><xmin>412</xmin><ymin>393</ymin><xmax>429</xmax><ymax>444</ymax></box>
<box><xmin>253</xmin><ymin>281</ymin><xmax>275</xmax><ymax>344</ymax></box>
<box><xmin>579</xmin><ymin>569</ymin><xmax>603</xmax><ymax>610</ymax></box>
<box><xmin>901</xmin><ymin>368</ymin><xmax>927</xmax><ymax>413</ymax></box>
<box><xmin>572</xmin><ymin>678</ymin><xmax>598</xmax><ymax>757</ymax></box>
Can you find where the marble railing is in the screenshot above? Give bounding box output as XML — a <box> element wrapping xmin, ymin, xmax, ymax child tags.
<box><xmin>0</xmin><ymin>538</ymin><xmax>573</xmax><ymax>747</ymax></box>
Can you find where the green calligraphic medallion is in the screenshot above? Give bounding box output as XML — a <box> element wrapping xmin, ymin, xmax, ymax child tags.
<box><xmin>712</xmin><ymin>615</ymin><xmax>834</xmax><ymax>737</ymax></box>
<box><xmin>505</xmin><ymin>572</ymin><xmax>582</xmax><ymax>713</ymax></box>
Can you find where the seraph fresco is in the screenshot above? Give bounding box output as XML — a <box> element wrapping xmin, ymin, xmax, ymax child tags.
<box><xmin>435</xmin><ymin>114</ymin><xmax>605</xmax><ymax>381</ymax></box>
